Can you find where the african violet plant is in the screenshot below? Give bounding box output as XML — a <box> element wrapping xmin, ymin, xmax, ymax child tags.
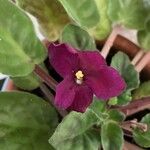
<box><xmin>0</xmin><ymin>0</ymin><xmax>150</xmax><ymax>150</ymax></box>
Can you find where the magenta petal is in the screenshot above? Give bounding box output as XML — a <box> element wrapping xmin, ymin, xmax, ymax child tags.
<box><xmin>55</xmin><ymin>75</ymin><xmax>75</xmax><ymax>109</ymax></box>
<box><xmin>48</xmin><ymin>43</ymin><xmax>79</xmax><ymax>77</ymax></box>
<box><xmin>68</xmin><ymin>85</ymin><xmax>93</xmax><ymax>112</ymax></box>
<box><xmin>86</xmin><ymin>67</ymin><xmax>126</xmax><ymax>100</ymax></box>
<box><xmin>78</xmin><ymin>51</ymin><xmax>107</xmax><ymax>73</ymax></box>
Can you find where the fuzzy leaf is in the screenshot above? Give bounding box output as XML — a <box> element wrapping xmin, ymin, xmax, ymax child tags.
<box><xmin>17</xmin><ymin>0</ymin><xmax>70</xmax><ymax>41</ymax></box>
<box><xmin>11</xmin><ymin>73</ymin><xmax>41</xmax><ymax>90</ymax></box>
<box><xmin>108</xmin><ymin>0</ymin><xmax>148</xmax><ymax>29</ymax></box>
<box><xmin>57</xmin><ymin>0</ymin><xmax>100</xmax><ymax>28</ymax></box>
<box><xmin>101</xmin><ymin>121</ymin><xmax>123</xmax><ymax>150</ymax></box>
<box><xmin>138</xmin><ymin>29</ymin><xmax>150</xmax><ymax>51</ymax></box>
<box><xmin>0</xmin><ymin>0</ymin><xmax>46</xmax><ymax>77</ymax></box>
<box><xmin>133</xmin><ymin>81</ymin><xmax>150</xmax><ymax>99</ymax></box>
<box><xmin>49</xmin><ymin>109</ymin><xmax>100</xmax><ymax>150</ymax></box>
<box><xmin>133</xmin><ymin>113</ymin><xmax>150</xmax><ymax>148</ymax></box>
<box><xmin>111</xmin><ymin>52</ymin><xmax>140</xmax><ymax>105</ymax></box>
<box><xmin>89</xmin><ymin>0</ymin><xmax>112</xmax><ymax>40</ymax></box>
<box><xmin>60</xmin><ymin>24</ymin><xmax>96</xmax><ymax>50</ymax></box>
<box><xmin>108</xmin><ymin>110</ymin><xmax>125</xmax><ymax>122</ymax></box>
<box><xmin>0</xmin><ymin>92</ymin><xmax>58</xmax><ymax>150</ymax></box>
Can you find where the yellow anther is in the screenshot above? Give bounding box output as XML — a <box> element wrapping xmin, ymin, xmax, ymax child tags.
<box><xmin>75</xmin><ymin>70</ymin><xmax>84</xmax><ymax>80</ymax></box>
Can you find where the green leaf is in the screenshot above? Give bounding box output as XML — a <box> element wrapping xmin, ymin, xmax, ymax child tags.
<box><xmin>111</xmin><ymin>52</ymin><xmax>140</xmax><ymax>105</ymax></box>
<box><xmin>49</xmin><ymin>109</ymin><xmax>100</xmax><ymax>150</ymax></box>
<box><xmin>138</xmin><ymin>29</ymin><xmax>150</xmax><ymax>51</ymax></box>
<box><xmin>89</xmin><ymin>0</ymin><xmax>112</xmax><ymax>40</ymax></box>
<box><xmin>133</xmin><ymin>113</ymin><xmax>150</xmax><ymax>148</ymax></box>
<box><xmin>0</xmin><ymin>91</ymin><xmax>58</xmax><ymax>150</ymax></box>
<box><xmin>111</xmin><ymin>52</ymin><xmax>140</xmax><ymax>91</ymax></box>
<box><xmin>17</xmin><ymin>0</ymin><xmax>70</xmax><ymax>41</ymax></box>
<box><xmin>108</xmin><ymin>110</ymin><xmax>125</xmax><ymax>122</ymax></box>
<box><xmin>108</xmin><ymin>0</ymin><xmax>148</xmax><ymax>29</ymax></box>
<box><xmin>57</xmin><ymin>0</ymin><xmax>100</xmax><ymax>28</ymax></box>
<box><xmin>60</xmin><ymin>24</ymin><xmax>96</xmax><ymax>50</ymax></box>
<box><xmin>133</xmin><ymin>81</ymin><xmax>150</xmax><ymax>99</ymax></box>
<box><xmin>11</xmin><ymin>73</ymin><xmax>41</xmax><ymax>90</ymax></box>
<box><xmin>117</xmin><ymin>90</ymin><xmax>132</xmax><ymax>105</ymax></box>
<box><xmin>0</xmin><ymin>0</ymin><xmax>46</xmax><ymax>77</ymax></box>
<box><xmin>101</xmin><ymin>121</ymin><xmax>123</xmax><ymax>150</ymax></box>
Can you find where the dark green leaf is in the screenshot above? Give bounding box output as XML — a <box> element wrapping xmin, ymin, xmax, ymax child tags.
<box><xmin>133</xmin><ymin>81</ymin><xmax>150</xmax><ymax>99</ymax></box>
<box><xmin>138</xmin><ymin>29</ymin><xmax>150</xmax><ymax>51</ymax></box>
<box><xmin>108</xmin><ymin>0</ymin><xmax>148</xmax><ymax>29</ymax></box>
<box><xmin>111</xmin><ymin>52</ymin><xmax>140</xmax><ymax>91</ymax></box>
<box><xmin>89</xmin><ymin>0</ymin><xmax>112</xmax><ymax>40</ymax></box>
<box><xmin>108</xmin><ymin>110</ymin><xmax>125</xmax><ymax>122</ymax></box>
<box><xmin>17</xmin><ymin>0</ymin><xmax>70</xmax><ymax>41</ymax></box>
<box><xmin>133</xmin><ymin>113</ymin><xmax>150</xmax><ymax>148</ymax></box>
<box><xmin>60</xmin><ymin>24</ymin><xmax>96</xmax><ymax>50</ymax></box>
<box><xmin>57</xmin><ymin>0</ymin><xmax>100</xmax><ymax>28</ymax></box>
<box><xmin>101</xmin><ymin>121</ymin><xmax>123</xmax><ymax>150</ymax></box>
<box><xmin>49</xmin><ymin>109</ymin><xmax>100</xmax><ymax>150</ymax></box>
<box><xmin>0</xmin><ymin>92</ymin><xmax>58</xmax><ymax>150</ymax></box>
<box><xmin>11</xmin><ymin>73</ymin><xmax>41</xmax><ymax>90</ymax></box>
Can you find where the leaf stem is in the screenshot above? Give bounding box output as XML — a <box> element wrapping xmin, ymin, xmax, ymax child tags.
<box><xmin>34</xmin><ymin>64</ymin><xmax>57</xmax><ymax>90</ymax></box>
<box><xmin>115</xmin><ymin>97</ymin><xmax>150</xmax><ymax>117</ymax></box>
<box><xmin>40</xmin><ymin>83</ymin><xmax>67</xmax><ymax>117</ymax></box>
<box><xmin>131</xmin><ymin>50</ymin><xmax>145</xmax><ymax>66</ymax></box>
<box><xmin>135</xmin><ymin>52</ymin><xmax>150</xmax><ymax>72</ymax></box>
<box><xmin>101</xmin><ymin>25</ymin><xmax>122</xmax><ymax>58</ymax></box>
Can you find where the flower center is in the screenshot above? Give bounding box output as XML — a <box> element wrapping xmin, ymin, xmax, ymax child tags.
<box><xmin>75</xmin><ymin>70</ymin><xmax>84</xmax><ymax>84</ymax></box>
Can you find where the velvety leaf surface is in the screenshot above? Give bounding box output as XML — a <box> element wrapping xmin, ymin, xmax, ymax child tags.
<box><xmin>60</xmin><ymin>24</ymin><xmax>96</xmax><ymax>50</ymax></box>
<box><xmin>108</xmin><ymin>0</ymin><xmax>148</xmax><ymax>29</ymax></box>
<box><xmin>57</xmin><ymin>0</ymin><xmax>100</xmax><ymax>28</ymax></box>
<box><xmin>0</xmin><ymin>92</ymin><xmax>58</xmax><ymax>150</ymax></box>
<box><xmin>108</xmin><ymin>110</ymin><xmax>125</xmax><ymax>122</ymax></box>
<box><xmin>17</xmin><ymin>0</ymin><xmax>70</xmax><ymax>41</ymax></box>
<box><xmin>133</xmin><ymin>81</ymin><xmax>150</xmax><ymax>99</ymax></box>
<box><xmin>49</xmin><ymin>109</ymin><xmax>100</xmax><ymax>150</ymax></box>
<box><xmin>11</xmin><ymin>73</ymin><xmax>41</xmax><ymax>90</ymax></box>
<box><xmin>111</xmin><ymin>52</ymin><xmax>140</xmax><ymax>105</ymax></box>
<box><xmin>101</xmin><ymin>121</ymin><xmax>123</xmax><ymax>150</ymax></box>
<box><xmin>138</xmin><ymin>29</ymin><xmax>150</xmax><ymax>51</ymax></box>
<box><xmin>89</xmin><ymin>0</ymin><xmax>112</xmax><ymax>40</ymax></box>
<box><xmin>133</xmin><ymin>113</ymin><xmax>150</xmax><ymax>148</ymax></box>
<box><xmin>0</xmin><ymin>0</ymin><xmax>47</xmax><ymax>77</ymax></box>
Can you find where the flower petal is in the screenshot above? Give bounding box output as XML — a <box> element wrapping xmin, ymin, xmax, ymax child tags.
<box><xmin>55</xmin><ymin>75</ymin><xmax>75</xmax><ymax>109</ymax></box>
<box><xmin>48</xmin><ymin>43</ymin><xmax>79</xmax><ymax>77</ymax></box>
<box><xmin>86</xmin><ymin>66</ymin><xmax>126</xmax><ymax>100</ymax></box>
<box><xmin>78</xmin><ymin>51</ymin><xmax>107</xmax><ymax>73</ymax></box>
<box><xmin>68</xmin><ymin>84</ymin><xmax>93</xmax><ymax>112</ymax></box>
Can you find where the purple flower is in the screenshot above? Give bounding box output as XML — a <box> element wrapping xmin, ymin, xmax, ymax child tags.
<box><xmin>48</xmin><ymin>43</ymin><xmax>126</xmax><ymax>112</ymax></box>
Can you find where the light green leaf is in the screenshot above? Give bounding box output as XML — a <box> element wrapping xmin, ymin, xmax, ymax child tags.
<box><xmin>138</xmin><ymin>29</ymin><xmax>150</xmax><ymax>51</ymax></box>
<box><xmin>0</xmin><ymin>92</ymin><xmax>58</xmax><ymax>150</ymax></box>
<box><xmin>133</xmin><ymin>81</ymin><xmax>150</xmax><ymax>99</ymax></box>
<box><xmin>17</xmin><ymin>0</ymin><xmax>70</xmax><ymax>41</ymax></box>
<box><xmin>11</xmin><ymin>73</ymin><xmax>41</xmax><ymax>90</ymax></box>
<box><xmin>57</xmin><ymin>0</ymin><xmax>100</xmax><ymax>28</ymax></box>
<box><xmin>0</xmin><ymin>0</ymin><xmax>46</xmax><ymax>77</ymax></box>
<box><xmin>60</xmin><ymin>24</ymin><xmax>96</xmax><ymax>50</ymax></box>
<box><xmin>133</xmin><ymin>113</ymin><xmax>150</xmax><ymax>148</ymax></box>
<box><xmin>89</xmin><ymin>0</ymin><xmax>112</xmax><ymax>40</ymax></box>
<box><xmin>101</xmin><ymin>121</ymin><xmax>123</xmax><ymax>150</ymax></box>
<box><xmin>49</xmin><ymin>109</ymin><xmax>100</xmax><ymax>150</ymax></box>
<box><xmin>108</xmin><ymin>0</ymin><xmax>148</xmax><ymax>29</ymax></box>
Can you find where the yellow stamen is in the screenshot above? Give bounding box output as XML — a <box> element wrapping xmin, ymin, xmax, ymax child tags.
<box><xmin>75</xmin><ymin>70</ymin><xmax>84</xmax><ymax>80</ymax></box>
